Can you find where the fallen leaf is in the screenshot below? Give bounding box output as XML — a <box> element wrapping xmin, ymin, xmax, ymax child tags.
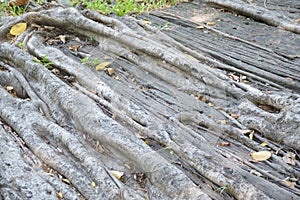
<box><xmin>208</xmin><ymin>102</ymin><xmax>214</xmax><ymax>107</ymax></box>
<box><xmin>61</xmin><ymin>178</ymin><xmax>70</xmax><ymax>184</ymax></box>
<box><xmin>5</xmin><ymin>86</ymin><xmax>14</xmax><ymax>91</ymax></box>
<box><xmin>219</xmin><ymin>119</ymin><xmax>227</xmax><ymax>125</ymax></box>
<box><xmin>283</xmin><ymin>180</ymin><xmax>295</xmax><ymax>188</ymax></box>
<box><xmin>112</xmin><ymin>75</ymin><xmax>119</xmax><ymax>80</ymax></box>
<box><xmin>10</xmin><ymin>23</ymin><xmax>27</xmax><ymax>36</ymax></box>
<box><xmin>56</xmin><ymin>192</ymin><xmax>63</xmax><ymax>199</ymax></box>
<box><xmin>249</xmin><ymin>132</ymin><xmax>254</xmax><ymax>140</ymax></box>
<box><xmin>229</xmin><ymin>113</ymin><xmax>238</xmax><ymax>119</ymax></box>
<box><xmin>143</xmin><ymin>19</ymin><xmax>152</xmax><ymax>25</ymax></box>
<box><xmin>241</xmin><ymin>129</ymin><xmax>253</xmax><ymax>134</ymax></box>
<box><xmin>69</xmin><ymin>45</ymin><xmax>81</xmax><ymax>52</ymax></box>
<box><xmin>106</xmin><ymin>67</ymin><xmax>115</xmax><ymax>75</ymax></box>
<box><xmin>95</xmin><ymin>62</ymin><xmax>112</xmax><ymax>71</ymax></box>
<box><xmin>110</xmin><ymin>170</ymin><xmax>124</xmax><ymax>180</ymax></box>
<box><xmin>195</xmin><ymin>94</ymin><xmax>207</xmax><ymax>102</ymax></box>
<box><xmin>218</xmin><ymin>142</ymin><xmax>231</xmax><ymax>147</ymax></box>
<box><xmin>250</xmin><ymin>151</ymin><xmax>271</xmax><ymax>161</ymax></box>
<box><xmin>206</xmin><ymin>22</ymin><xmax>216</xmax><ymax>26</ymax></box>
<box><xmin>250</xmin><ymin>170</ymin><xmax>263</xmax><ymax>177</ymax></box>
<box><xmin>91</xmin><ymin>181</ymin><xmax>96</xmax><ymax>189</ymax></box>
<box><xmin>144</xmin><ymin>139</ymin><xmax>151</xmax><ymax>145</ymax></box>
<box><xmin>282</xmin><ymin>152</ymin><xmax>296</xmax><ymax>165</ymax></box>
<box><xmin>9</xmin><ymin>0</ymin><xmax>29</xmax><ymax>6</ymax></box>
<box><xmin>59</xmin><ymin>35</ymin><xmax>67</xmax><ymax>44</ymax></box>
<box><xmin>261</xmin><ymin>142</ymin><xmax>268</xmax><ymax>146</ymax></box>
<box><xmin>196</xmin><ymin>25</ymin><xmax>205</xmax><ymax>29</ymax></box>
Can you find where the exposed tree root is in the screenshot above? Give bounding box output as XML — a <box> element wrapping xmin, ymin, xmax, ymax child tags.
<box><xmin>0</xmin><ymin>3</ymin><xmax>299</xmax><ymax>200</ymax></box>
<box><xmin>201</xmin><ymin>0</ymin><xmax>300</xmax><ymax>34</ymax></box>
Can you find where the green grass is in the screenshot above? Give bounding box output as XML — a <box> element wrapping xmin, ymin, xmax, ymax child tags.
<box><xmin>71</xmin><ymin>0</ymin><xmax>178</xmax><ymax>16</ymax></box>
<box><xmin>0</xmin><ymin>0</ymin><xmax>179</xmax><ymax>17</ymax></box>
<box><xmin>0</xmin><ymin>1</ymin><xmax>30</xmax><ymax>16</ymax></box>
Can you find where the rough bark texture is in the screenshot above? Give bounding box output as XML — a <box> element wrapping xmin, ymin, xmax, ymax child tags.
<box><xmin>0</xmin><ymin>0</ymin><xmax>299</xmax><ymax>199</ymax></box>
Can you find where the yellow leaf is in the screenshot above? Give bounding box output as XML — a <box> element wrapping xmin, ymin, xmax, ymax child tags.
<box><xmin>95</xmin><ymin>62</ymin><xmax>112</xmax><ymax>71</ymax></box>
<box><xmin>196</xmin><ymin>25</ymin><xmax>204</xmax><ymax>29</ymax></box>
<box><xmin>250</xmin><ymin>151</ymin><xmax>271</xmax><ymax>161</ymax></box>
<box><xmin>56</xmin><ymin>192</ymin><xmax>63</xmax><ymax>199</ymax></box>
<box><xmin>10</xmin><ymin>22</ymin><xmax>27</xmax><ymax>36</ymax></box>
<box><xmin>206</xmin><ymin>22</ymin><xmax>216</xmax><ymax>26</ymax></box>
<box><xmin>261</xmin><ymin>142</ymin><xmax>268</xmax><ymax>146</ymax></box>
<box><xmin>110</xmin><ymin>170</ymin><xmax>124</xmax><ymax>180</ymax></box>
<box><xmin>249</xmin><ymin>132</ymin><xmax>254</xmax><ymax>140</ymax></box>
<box><xmin>91</xmin><ymin>181</ymin><xmax>96</xmax><ymax>189</ymax></box>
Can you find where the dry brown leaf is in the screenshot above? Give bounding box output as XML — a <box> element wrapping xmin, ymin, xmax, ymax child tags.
<box><xmin>10</xmin><ymin>23</ymin><xmax>27</xmax><ymax>36</ymax></box>
<box><xmin>195</xmin><ymin>94</ymin><xmax>207</xmax><ymax>102</ymax></box>
<box><xmin>230</xmin><ymin>113</ymin><xmax>238</xmax><ymax>119</ymax></box>
<box><xmin>282</xmin><ymin>152</ymin><xmax>296</xmax><ymax>165</ymax></box>
<box><xmin>106</xmin><ymin>68</ymin><xmax>115</xmax><ymax>75</ymax></box>
<box><xmin>9</xmin><ymin>0</ymin><xmax>29</xmax><ymax>6</ymax></box>
<box><xmin>218</xmin><ymin>142</ymin><xmax>231</xmax><ymax>147</ymax></box>
<box><xmin>283</xmin><ymin>180</ymin><xmax>295</xmax><ymax>188</ymax></box>
<box><xmin>144</xmin><ymin>139</ymin><xmax>151</xmax><ymax>145</ymax></box>
<box><xmin>69</xmin><ymin>45</ymin><xmax>81</xmax><ymax>51</ymax></box>
<box><xmin>250</xmin><ymin>151</ymin><xmax>271</xmax><ymax>161</ymax></box>
<box><xmin>95</xmin><ymin>62</ymin><xmax>112</xmax><ymax>71</ymax></box>
<box><xmin>59</xmin><ymin>35</ymin><xmax>67</xmax><ymax>44</ymax></box>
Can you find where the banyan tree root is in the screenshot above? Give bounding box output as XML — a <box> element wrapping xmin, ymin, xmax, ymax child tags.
<box><xmin>200</xmin><ymin>0</ymin><xmax>300</xmax><ymax>34</ymax></box>
<box><xmin>0</xmin><ymin>6</ymin><xmax>300</xmax><ymax>200</ymax></box>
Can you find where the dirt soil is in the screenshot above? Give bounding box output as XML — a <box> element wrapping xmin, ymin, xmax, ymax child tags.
<box><xmin>0</xmin><ymin>0</ymin><xmax>299</xmax><ymax>199</ymax></box>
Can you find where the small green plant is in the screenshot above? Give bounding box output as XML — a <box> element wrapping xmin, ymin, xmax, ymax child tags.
<box><xmin>81</xmin><ymin>57</ymin><xmax>89</xmax><ymax>63</ymax></box>
<box><xmin>8</xmin><ymin>3</ymin><xmax>29</xmax><ymax>16</ymax></box>
<box><xmin>157</xmin><ymin>22</ymin><xmax>169</xmax><ymax>30</ymax></box>
<box><xmin>33</xmin><ymin>55</ymin><xmax>55</xmax><ymax>69</ymax></box>
<box><xmin>216</xmin><ymin>184</ymin><xmax>231</xmax><ymax>195</ymax></box>
<box><xmin>18</xmin><ymin>42</ymin><xmax>24</xmax><ymax>47</ymax></box>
